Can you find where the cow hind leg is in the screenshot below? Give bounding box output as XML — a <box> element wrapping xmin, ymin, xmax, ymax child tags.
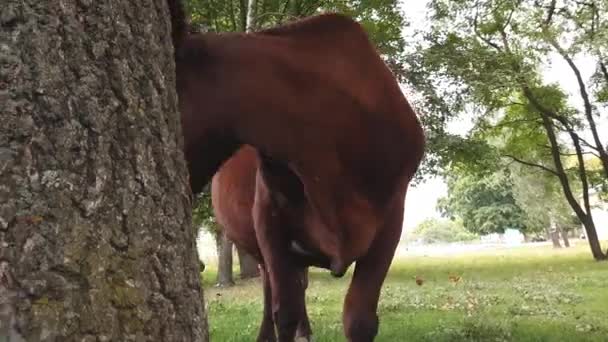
<box><xmin>257</xmin><ymin>265</ymin><xmax>277</xmax><ymax>342</ymax></box>
<box><xmin>268</xmin><ymin>262</ymin><xmax>305</xmax><ymax>342</ymax></box>
<box><xmin>295</xmin><ymin>268</ymin><xmax>313</xmax><ymax>342</ymax></box>
<box><xmin>342</xmin><ymin>205</ymin><xmax>404</xmax><ymax>342</ymax></box>
<box><xmin>253</xmin><ymin>179</ymin><xmax>305</xmax><ymax>342</ymax></box>
<box><xmin>258</xmin><ymin>260</ymin><xmax>312</xmax><ymax>342</ymax></box>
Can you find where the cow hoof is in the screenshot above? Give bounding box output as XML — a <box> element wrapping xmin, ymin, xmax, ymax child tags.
<box><xmin>294</xmin><ymin>336</ymin><xmax>313</xmax><ymax>342</ymax></box>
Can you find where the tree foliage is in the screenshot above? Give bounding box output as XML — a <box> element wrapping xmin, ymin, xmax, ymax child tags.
<box><xmin>510</xmin><ymin>164</ymin><xmax>580</xmax><ymax>233</ymax></box>
<box><xmin>192</xmin><ymin>188</ymin><xmax>220</xmax><ymax>237</ymax></box>
<box><xmin>407</xmin><ymin>0</ymin><xmax>607</xmax><ymax>175</ymax></box>
<box><xmin>438</xmin><ymin>169</ymin><xmax>529</xmax><ymax>235</ymax></box>
<box><xmin>406</xmin><ymin>0</ymin><xmax>608</xmax><ymax>259</ymax></box>
<box><xmin>407</xmin><ymin>218</ymin><xmax>478</xmax><ymax>244</ymax></box>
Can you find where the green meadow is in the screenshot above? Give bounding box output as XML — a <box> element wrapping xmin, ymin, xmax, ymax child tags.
<box><xmin>201</xmin><ymin>242</ymin><xmax>608</xmax><ymax>341</ymax></box>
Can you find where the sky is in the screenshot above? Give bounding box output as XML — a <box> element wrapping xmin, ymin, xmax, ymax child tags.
<box><xmin>396</xmin><ymin>0</ymin><xmax>606</xmax><ymax>231</ymax></box>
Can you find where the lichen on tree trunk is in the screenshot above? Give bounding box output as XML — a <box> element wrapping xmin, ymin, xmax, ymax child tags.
<box><xmin>0</xmin><ymin>0</ymin><xmax>208</xmax><ymax>340</ymax></box>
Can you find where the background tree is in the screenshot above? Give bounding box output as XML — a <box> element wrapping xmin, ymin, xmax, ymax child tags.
<box><xmin>438</xmin><ymin>169</ymin><xmax>531</xmax><ymax>236</ymax></box>
<box><xmin>406</xmin><ymin>218</ymin><xmax>478</xmax><ymax>244</ymax></box>
<box><xmin>406</xmin><ymin>0</ymin><xmax>608</xmax><ymax>260</ymax></box>
<box><xmin>511</xmin><ymin>164</ymin><xmax>580</xmax><ymax>247</ymax></box>
<box><xmin>193</xmin><ymin>191</ymin><xmax>233</xmax><ymax>286</ymax></box>
<box><xmin>0</xmin><ymin>0</ymin><xmax>207</xmax><ymax>340</ymax></box>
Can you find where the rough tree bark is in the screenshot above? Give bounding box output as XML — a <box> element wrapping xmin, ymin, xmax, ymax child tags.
<box><xmin>236</xmin><ymin>246</ymin><xmax>260</xmax><ymax>279</ymax></box>
<box><xmin>215</xmin><ymin>233</ymin><xmax>235</xmax><ymax>287</ymax></box>
<box><xmin>0</xmin><ymin>1</ymin><xmax>208</xmax><ymax>340</ymax></box>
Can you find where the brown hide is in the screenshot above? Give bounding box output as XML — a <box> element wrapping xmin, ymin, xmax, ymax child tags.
<box><xmin>177</xmin><ymin>13</ymin><xmax>424</xmax><ymax>273</ymax></box>
<box><xmin>211</xmin><ymin>146</ymin><xmax>260</xmax><ymax>260</ymax></box>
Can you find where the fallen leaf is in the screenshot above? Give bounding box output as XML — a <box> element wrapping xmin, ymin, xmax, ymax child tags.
<box><xmin>448</xmin><ymin>274</ymin><xmax>461</xmax><ymax>283</ymax></box>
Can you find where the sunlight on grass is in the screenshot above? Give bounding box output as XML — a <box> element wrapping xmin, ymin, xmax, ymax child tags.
<box><xmin>201</xmin><ymin>242</ymin><xmax>608</xmax><ymax>341</ymax></box>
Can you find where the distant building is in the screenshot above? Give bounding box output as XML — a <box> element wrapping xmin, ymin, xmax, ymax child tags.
<box><xmin>480</xmin><ymin>228</ymin><xmax>524</xmax><ymax>245</ymax></box>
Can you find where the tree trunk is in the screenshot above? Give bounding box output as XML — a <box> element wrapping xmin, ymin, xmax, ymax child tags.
<box><xmin>216</xmin><ymin>233</ymin><xmax>235</xmax><ymax>286</ymax></box>
<box><xmin>549</xmin><ymin>39</ymin><xmax>608</xmax><ymax>180</ymax></box>
<box><xmin>522</xmin><ymin>87</ymin><xmax>606</xmax><ymax>260</ymax></box>
<box><xmin>237</xmin><ymin>246</ymin><xmax>260</xmax><ymax>279</ymax></box>
<box><xmin>246</xmin><ymin>0</ymin><xmax>258</xmax><ymax>31</ymax></box>
<box><xmin>581</xmin><ymin>217</ymin><xmax>607</xmax><ymax>261</ymax></box>
<box><xmin>238</xmin><ymin>0</ymin><xmax>248</xmax><ymax>31</ymax></box>
<box><xmin>546</xmin><ymin>226</ymin><xmax>562</xmax><ymax>248</ymax></box>
<box><xmin>557</xmin><ymin>226</ymin><xmax>570</xmax><ymax>248</ymax></box>
<box><xmin>0</xmin><ymin>1</ymin><xmax>208</xmax><ymax>341</ymax></box>
<box><xmin>548</xmin><ymin>217</ymin><xmax>562</xmax><ymax>248</ymax></box>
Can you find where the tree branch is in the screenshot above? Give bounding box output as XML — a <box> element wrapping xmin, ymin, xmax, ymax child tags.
<box><xmin>492</xmin><ymin>117</ymin><xmax>543</xmax><ymax>129</ymax></box>
<box><xmin>500</xmin><ymin>3</ymin><xmax>517</xmax><ymax>33</ymax></box>
<box><xmin>546</xmin><ymin>38</ymin><xmax>608</xmax><ymax>176</ymax></box>
<box><xmin>547</xmin><ymin>37</ymin><xmax>596</xmax><ymax>129</ymax></box>
<box><xmin>570</xmin><ymin>121</ymin><xmax>593</xmax><ymax>217</ymax></box>
<box><xmin>544</xmin><ymin>0</ymin><xmax>557</xmax><ymax>26</ymax></box>
<box><xmin>599</xmin><ymin>61</ymin><xmax>608</xmax><ymax>88</ymax></box>
<box><xmin>538</xmin><ymin>144</ymin><xmax>600</xmax><ymax>158</ymax></box>
<box><xmin>574</xmin><ymin>133</ymin><xmax>601</xmax><ymax>152</ymax></box>
<box><xmin>503</xmin><ymin>154</ymin><xmax>559</xmax><ymax>176</ymax></box>
<box><xmin>523</xmin><ymin>87</ymin><xmax>590</xmax><ymax>220</ymax></box>
<box><xmin>473</xmin><ymin>2</ymin><xmax>502</xmax><ymax>51</ymax></box>
<box><xmin>279</xmin><ymin>0</ymin><xmax>291</xmax><ymax>23</ymax></box>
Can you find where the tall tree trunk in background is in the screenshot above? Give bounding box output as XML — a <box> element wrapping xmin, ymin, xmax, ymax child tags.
<box><xmin>0</xmin><ymin>1</ymin><xmax>208</xmax><ymax>340</ymax></box>
<box><xmin>238</xmin><ymin>0</ymin><xmax>248</xmax><ymax>31</ymax></box>
<box><xmin>246</xmin><ymin>0</ymin><xmax>258</xmax><ymax>31</ymax></box>
<box><xmin>237</xmin><ymin>246</ymin><xmax>260</xmax><ymax>279</ymax></box>
<box><xmin>523</xmin><ymin>88</ymin><xmax>606</xmax><ymax>259</ymax></box>
<box><xmin>549</xmin><ymin>216</ymin><xmax>562</xmax><ymax>248</ymax></box>
<box><xmin>557</xmin><ymin>226</ymin><xmax>570</xmax><ymax>248</ymax></box>
<box><xmin>579</xmin><ymin>216</ymin><xmax>605</xmax><ymax>258</ymax></box>
<box><xmin>216</xmin><ymin>233</ymin><xmax>235</xmax><ymax>286</ymax></box>
<box><xmin>546</xmin><ymin>221</ymin><xmax>562</xmax><ymax>248</ymax></box>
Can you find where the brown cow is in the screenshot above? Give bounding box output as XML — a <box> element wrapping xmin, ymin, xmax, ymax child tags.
<box><xmin>211</xmin><ymin>146</ymin><xmax>312</xmax><ymax>341</ymax></box>
<box><xmin>168</xmin><ymin>0</ymin><xmax>426</xmax><ymax>340</ymax></box>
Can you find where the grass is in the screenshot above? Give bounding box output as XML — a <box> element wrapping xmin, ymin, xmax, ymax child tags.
<box><xmin>201</xmin><ymin>242</ymin><xmax>608</xmax><ymax>341</ymax></box>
